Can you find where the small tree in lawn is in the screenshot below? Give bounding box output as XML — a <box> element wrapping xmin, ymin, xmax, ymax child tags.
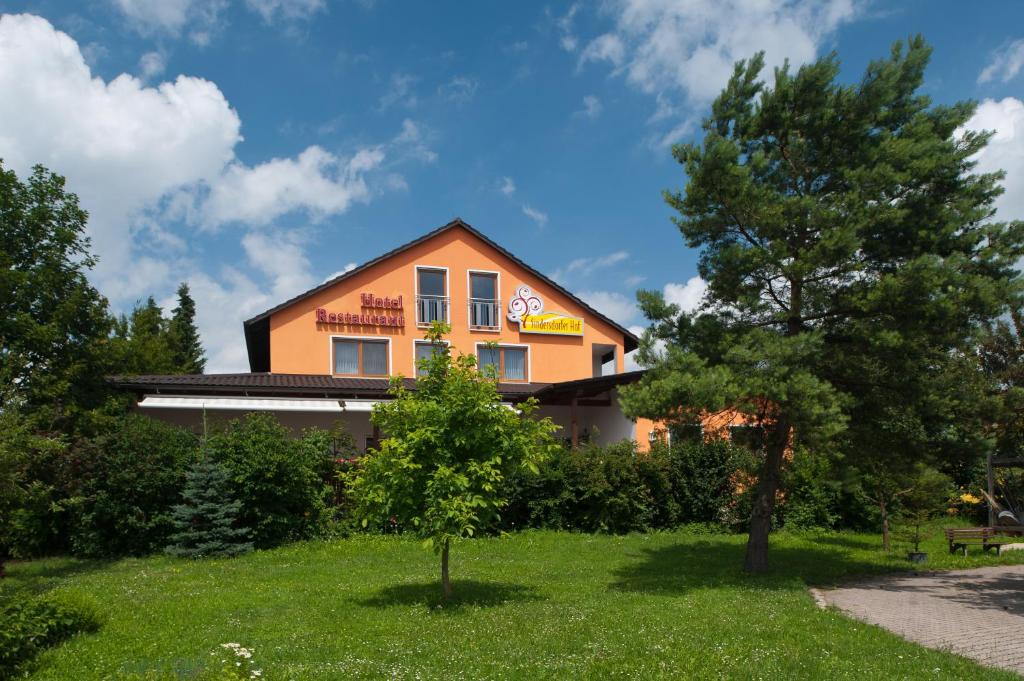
<box><xmin>345</xmin><ymin>322</ymin><xmax>559</xmax><ymax>599</ymax></box>
<box><xmin>895</xmin><ymin>465</ymin><xmax>953</xmax><ymax>556</ymax></box>
<box><xmin>166</xmin><ymin>456</ymin><xmax>253</xmax><ymax>559</ymax></box>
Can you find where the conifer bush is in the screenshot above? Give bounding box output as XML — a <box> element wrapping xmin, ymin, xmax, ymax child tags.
<box><xmin>166</xmin><ymin>458</ymin><xmax>253</xmax><ymax>559</ymax></box>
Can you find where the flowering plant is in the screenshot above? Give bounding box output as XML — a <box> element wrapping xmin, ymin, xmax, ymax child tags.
<box><xmin>211</xmin><ymin>643</ymin><xmax>263</xmax><ymax>680</ymax></box>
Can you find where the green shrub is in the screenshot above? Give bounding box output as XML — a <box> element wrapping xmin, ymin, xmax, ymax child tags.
<box><xmin>780</xmin><ymin>447</ymin><xmax>841</xmax><ymax>530</ymax></box>
<box><xmin>207</xmin><ymin>414</ymin><xmax>333</xmax><ymax>548</ymax></box>
<box><xmin>69</xmin><ymin>415</ymin><xmax>200</xmax><ymax>557</ymax></box>
<box><xmin>0</xmin><ymin>591</ymin><xmax>102</xmax><ymax>677</ymax></box>
<box><xmin>504</xmin><ymin>441</ymin><xmax>664</xmax><ymax>534</ymax></box>
<box><xmin>668</xmin><ymin>438</ymin><xmax>750</xmax><ymax>525</ymax></box>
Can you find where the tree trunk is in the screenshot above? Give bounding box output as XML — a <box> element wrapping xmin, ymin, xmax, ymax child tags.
<box><xmin>441</xmin><ymin>538</ymin><xmax>452</xmax><ymax>600</ymax></box>
<box><xmin>743</xmin><ymin>420</ymin><xmax>789</xmax><ymax>574</ymax></box>
<box><xmin>880</xmin><ymin>501</ymin><xmax>890</xmax><ymax>552</ymax></box>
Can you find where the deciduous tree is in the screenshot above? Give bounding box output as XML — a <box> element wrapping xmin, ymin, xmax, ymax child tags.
<box><xmin>345</xmin><ymin>323</ymin><xmax>559</xmax><ymax>598</ymax></box>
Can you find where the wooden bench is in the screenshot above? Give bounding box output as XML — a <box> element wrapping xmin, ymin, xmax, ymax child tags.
<box><xmin>944</xmin><ymin>527</ymin><xmax>1011</xmax><ymax>556</ymax></box>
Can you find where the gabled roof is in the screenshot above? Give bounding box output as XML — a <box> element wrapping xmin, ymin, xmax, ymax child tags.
<box><xmin>243</xmin><ymin>218</ymin><xmax>639</xmax><ymax>371</ymax></box>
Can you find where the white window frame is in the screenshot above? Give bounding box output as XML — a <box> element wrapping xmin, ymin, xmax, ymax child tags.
<box><xmin>414</xmin><ymin>265</ymin><xmax>450</xmax><ymax>327</ymax></box>
<box><xmin>466</xmin><ymin>268</ymin><xmax>502</xmax><ymax>332</ymax></box>
<box><xmin>474</xmin><ymin>342</ymin><xmax>531</xmax><ymax>383</ymax></box>
<box><xmin>329</xmin><ymin>334</ymin><xmax>393</xmax><ymax>377</ymax></box>
<box><xmin>412</xmin><ymin>338</ymin><xmax>451</xmax><ymax>377</ymax></box>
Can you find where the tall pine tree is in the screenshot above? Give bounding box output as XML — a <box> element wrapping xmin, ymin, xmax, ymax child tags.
<box><xmin>168</xmin><ymin>283</ymin><xmax>205</xmax><ymax>374</ymax></box>
<box><xmin>621</xmin><ymin>38</ymin><xmax>1024</xmax><ymax>573</ymax></box>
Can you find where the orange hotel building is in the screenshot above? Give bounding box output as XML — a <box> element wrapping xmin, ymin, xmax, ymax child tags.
<box><xmin>113</xmin><ymin>219</ymin><xmax>667</xmax><ymax>450</ymax></box>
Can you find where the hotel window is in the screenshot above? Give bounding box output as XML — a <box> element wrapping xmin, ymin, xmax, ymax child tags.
<box><xmin>333</xmin><ymin>338</ymin><xmax>389</xmax><ymax>376</ymax></box>
<box><xmin>671</xmin><ymin>424</ymin><xmax>704</xmax><ymax>445</ymax></box>
<box><xmin>414</xmin><ymin>341</ymin><xmax>447</xmax><ymax>377</ymax></box>
<box><xmin>729</xmin><ymin>424</ymin><xmax>766</xmax><ymax>452</ymax></box>
<box><xmin>468</xmin><ymin>271</ymin><xmax>499</xmax><ymax>330</ymax></box>
<box><xmin>478</xmin><ymin>345</ymin><xmax>527</xmax><ymax>382</ymax></box>
<box><xmin>416</xmin><ymin>267</ymin><xmax>449</xmax><ymax>326</ymax></box>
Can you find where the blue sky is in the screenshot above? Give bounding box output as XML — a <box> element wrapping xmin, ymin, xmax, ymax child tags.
<box><xmin>1</xmin><ymin>1</ymin><xmax>1023</xmax><ymax>371</ymax></box>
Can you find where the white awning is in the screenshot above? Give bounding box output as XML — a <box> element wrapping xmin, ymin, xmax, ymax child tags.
<box><xmin>137</xmin><ymin>395</ymin><xmax>380</xmax><ymax>413</ymax></box>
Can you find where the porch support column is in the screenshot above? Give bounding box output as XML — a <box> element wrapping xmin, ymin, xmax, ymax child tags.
<box><xmin>570</xmin><ymin>395</ymin><xmax>579</xmax><ymax>448</ymax></box>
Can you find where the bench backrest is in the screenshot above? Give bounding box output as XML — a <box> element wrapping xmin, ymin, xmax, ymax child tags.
<box><xmin>944</xmin><ymin>527</ymin><xmax>994</xmax><ymax>540</ymax></box>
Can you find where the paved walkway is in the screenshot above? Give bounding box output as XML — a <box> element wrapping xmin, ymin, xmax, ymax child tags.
<box><xmin>815</xmin><ymin>564</ymin><xmax>1024</xmax><ymax>675</ymax></box>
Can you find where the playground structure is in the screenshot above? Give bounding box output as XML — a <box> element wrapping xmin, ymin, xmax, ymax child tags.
<box><xmin>983</xmin><ymin>450</ymin><xmax>1024</xmax><ymax>536</ymax></box>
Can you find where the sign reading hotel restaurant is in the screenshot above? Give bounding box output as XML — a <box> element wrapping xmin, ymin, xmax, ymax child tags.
<box><xmin>315</xmin><ymin>293</ymin><xmax>405</xmax><ymax>327</ymax></box>
<box><xmin>506</xmin><ymin>285</ymin><xmax>583</xmax><ymax>336</ymax></box>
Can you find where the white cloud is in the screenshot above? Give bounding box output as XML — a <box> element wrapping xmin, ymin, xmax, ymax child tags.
<box><xmin>245</xmin><ymin>0</ymin><xmax>326</xmax><ymax>23</ymax></box>
<box><xmin>393</xmin><ymin>119</ymin><xmax>437</xmax><ymax>163</ymax></box>
<box><xmin>579</xmin><ymin>33</ymin><xmax>625</xmax><ymax>67</ymax></box>
<box><xmin>323</xmin><ymin>262</ymin><xmax>358</xmax><ymax>282</ymax></box>
<box><xmin>378</xmin><ymin>72</ymin><xmax>418</xmax><ymax>110</ymax></box>
<box><xmin>438</xmin><ymin>75</ymin><xmax>478</xmax><ymax>105</ymax></box>
<box><xmin>576</xmin><ymin>94</ymin><xmax>603</xmax><ymax>119</ymax></box>
<box><xmin>0</xmin><ymin>14</ymin><xmax>420</xmax><ymax>372</ymax></box>
<box><xmin>138</xmin><ymin>51</ymin><xmax>166</xmax><ymax>79</ymax></box>
<box><xmin>579</xmin><ymin>290</ymin><xmax>638</xmax><ymax>326</ymax></box>
<box><xmin>961</xmin><ymin>97</ymin><xmax>1024</xmax><ymax>223</ymax></box>
<box><xmin>112</xmin><ymin>0</ymin><xmax>195</xmax><ymax>34</ymax></box>
<box><xmin>499</xmin><ymin>177</ymin><xmax>516</xmax><ymax>196</ymax></box>
<box><xmin>111</xmin><ymin>0</ymin><xmax>227</xmax><ymax>44</ymax></box>
<box><xmin>0</xmin><ymin>13</ymin><xmax>240</xmax><ymax>290</ymax></box>
<box><xmin>663</xmin><ymin>276</ymin><xmax>707</xmax><ymax>313</ymax></box>
<box><xmin>979</xmin><ymin>39</ymin><xmax>1024</xmax><ymax>85</ymax></box>
<box><xmin>199</xmin><ymin>146</ymin><xmax>384</xmax><ymax>228</ymax></box>
<box><xmin>553</xmin><ymin>2</ymin><xmax>582</xmax><ymax>53</ymax></box>
<box><xmin>580</xmin><ymin>0</ymin><xmax>858</xmax><ymax>107</ymax></box>
<box><xmin>522</xmin><ymin>204</ymin><xmax>548</xmax><ymax>227</ymax></box>
<box><xmin>552</xmin><ymin>250</ymin><xmax>629</xmax><ymax>283</ymax></box>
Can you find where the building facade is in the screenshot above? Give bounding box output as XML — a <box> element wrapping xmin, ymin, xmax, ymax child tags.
<box><xmin>115</xmin><ymin>219</ymin><xmax>666</xmax><ymax>450</ymax></box>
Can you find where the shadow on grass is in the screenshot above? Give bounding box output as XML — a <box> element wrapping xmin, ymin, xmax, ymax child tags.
<box><xmin>1</xmin><ymin>558</ymin><xmax>112</xmax><ymax>600</ymax></box>
<box><xmin>356</xmin><ymin>580</ymin><xmax>546</xmax><ymax>612</ymax></box>
<box><xmin>609</xmin><ymin>538</ymin><xmax>895</xmax><ymax>595</ymax></box>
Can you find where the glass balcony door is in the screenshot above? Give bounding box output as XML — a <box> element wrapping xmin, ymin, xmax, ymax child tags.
<box><xmin>469</xmin><ymin>271</ymin><xmax>499</xmax><ymax>330</ymax></box>
<box><xmin>416</xmin><ymin>267</ymin><xmax>449</xmax><ymax>327</ymax></box>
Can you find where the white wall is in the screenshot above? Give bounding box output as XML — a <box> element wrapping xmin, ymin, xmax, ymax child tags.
<box><xmin>536</xmin><ymin>389</ymin><xmax>637</xmax><ymax>447</ymax></box>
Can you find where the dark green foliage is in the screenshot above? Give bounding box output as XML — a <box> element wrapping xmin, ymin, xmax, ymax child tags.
<box><xmin>0</xmin><ymin>590</ymin><xmax>102</xmax><ymax>677</ymax></box>
<box><xmin>168</xmin><ymin>283</ymin><xmax>206</xmax><ymax>374</ymax></box>
<box><xmin>503</xmin><ymin>439</ymin><xmax>753</xmax><ymax>533</ymax></box>
<box><xmin>668</xmin><ymin>439</ymin><xmax>752</xmax><ymax>525</ymax></box>
<box><xmin>208</xmin><ymin>413</ymin><xmax>333</xmax><ymax>549</ymax></box>
<box><xmin>166</xmin><ymin>458</ymin><xmax>253</xmax><ymax>559</ymax></box>
<box><xmin>110</xmin><ymin>289</ymin><xmax>206</xmax><ymax>377</ymax></box>
<box><xmin>780</xmin><ymin>448</ymin><xmax>842</xmax><ymax>530</ymax></box>
<box><xmin>894</xmin><ymin>465</ymin><xmax>954</xmax><ymax>553</ymax></box>
<box><xmin>0</xmin><ymin>162</ymin><xmax>115</xmax><ymax>432</ymax></box>
<box><xmin>68</xmin><ymin>416</ymin><xmax>199</xmax><ymax>558</ymax></box>
<box><xmin>621</xmin><ymin>38</ymin><xmax>1024</xmax><ymax>571</ymax></box>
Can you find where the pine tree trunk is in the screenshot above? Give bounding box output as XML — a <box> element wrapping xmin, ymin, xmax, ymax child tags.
<box><xmin>743</xmin><ymin>420</ymin><xmax>788</xmax><ymax>574</ymax></box>
<box><xmin>441</xmin><ymin>538</ymin><xmax>452</xmax><ymax>600</ymax></box>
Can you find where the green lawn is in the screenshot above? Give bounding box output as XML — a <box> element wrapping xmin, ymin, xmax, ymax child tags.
<box><xmin>4</xmin><ymin>527</ymin><xmax>1023</xmax><ymax>680</ymax></box>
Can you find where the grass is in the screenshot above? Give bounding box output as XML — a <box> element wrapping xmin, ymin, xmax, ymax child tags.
<box><xmin>3</xmin><ymin>526</ymin><xmax>1023</xmax><ymax>680</ymax></box>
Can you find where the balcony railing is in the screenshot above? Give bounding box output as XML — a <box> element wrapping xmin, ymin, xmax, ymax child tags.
<box><xmin>416</xmin><ymin>294</ymin><xmax>449</xmax><ymax>327</ymax></box>
<box><xmin>468</xmin><ymin>298</ymin><xmax>501</xmax><ymax>330</ymax></box>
